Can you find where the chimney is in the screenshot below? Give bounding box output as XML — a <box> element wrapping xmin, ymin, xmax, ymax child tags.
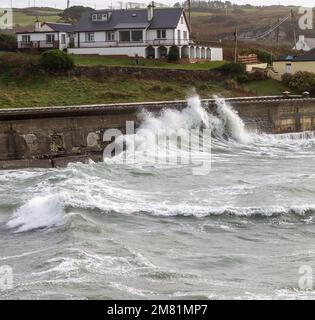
<box><xmin>147</xmin><ymin>1</ymin><xmax>155</xmax><ymax>21</ymax></box>
<box><xmin>34</xmin><ymin>17</ymin><xmax>41</xmax><ymax>32</ymax></box>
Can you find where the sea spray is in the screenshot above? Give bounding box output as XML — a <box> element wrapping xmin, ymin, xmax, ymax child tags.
<box><xmin>7</xmin><ymin>194</ymin><xmax>66</xmax><ymax>233</ymax></box>
<box><xmin>214</xmin><ymin>97</ymin><xmax>252</xmax><ymax>144</ymax></box>
<box><xmin>108</xmin><ymin>95</ymin><xmax>252</xmax><ymax>167</ymax></box>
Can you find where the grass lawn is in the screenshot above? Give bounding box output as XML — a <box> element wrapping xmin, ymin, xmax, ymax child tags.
<box><xmin>72</xmin><ymin>55</ymin><xmax>226</xmax><ymax>70</ymax></box>
<box><xmin>241</xmin><ymin>79</ymin><xmax>291</xmax><ymax>96</ymax></box>
<box><xmin>0</xmin><ymin>74</ymin><xmax>233</xmax><ymax>108</ymax></box>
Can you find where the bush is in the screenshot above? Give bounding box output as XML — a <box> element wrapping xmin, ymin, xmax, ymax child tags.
<box><xmin>0</xmin><ymin>34</ymin><xmax>16</xmax><ymax>42</ymax></box>
<box><xmin>282</xmin><ymin>73</ymin><xmax>292</xmax><ymax>87</ymax></box>
<box><xmin>39</xmin><ymin>49</ymin><xmax>74</xmax><ymax>72</ymax></box>
<box><xmin>218</xmin><ymin>62</ymin><xmax>246</xmax><ymax>77</ymax></box>
<box><xmin>282</xmin><ymin>71</ymin><xmax>315</xmax><ymax>95</ymax></box>
<box><xmin>247</xmin><ymin>48</ymin><xmax>274</xmax><ymax>65</ymax></box>
<box><xmin>249</xmin><ymin>69</ymin><xmax>268</xmax><ymax>81</ymax></box>
<box><xmin>0</xmin><ymin>52</ymin><xmax>38</xmax><ymax>76</ymax></box>
<box><xmin>0</xmin><ymin>33</ymin><xmax>17</xmax><ymax>51</ymax></box>
<box><xmin>168</xmin><ymin>46</ymin><xmax>180</xmax><ymax>62</ymax></box>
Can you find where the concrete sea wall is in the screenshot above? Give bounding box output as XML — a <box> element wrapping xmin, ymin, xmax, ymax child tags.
<box><xmin>1</xmin><ymin>96</ymin><xmax>315</xmax><ymax>169</ymax></box>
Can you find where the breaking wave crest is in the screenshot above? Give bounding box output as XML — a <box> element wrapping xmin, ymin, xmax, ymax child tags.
<box><xmin>7</xmin><ymin>195</ymin><xmax>66</xmax><ymax>233</ymax></box>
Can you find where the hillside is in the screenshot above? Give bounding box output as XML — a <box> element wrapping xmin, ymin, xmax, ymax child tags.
<box><xmin>191</xmin><ymin>5</ymin><xmax>315</xmax><ymax>47</ymax></box>
<box><xmin>13</xmin><ymin>7</ymin><xmax>62</xmax><ymax>32</ymax></box>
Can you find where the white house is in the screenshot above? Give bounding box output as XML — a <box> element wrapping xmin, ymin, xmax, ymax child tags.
<box><xmin>17</xmin><ymin>22</ymin><xmax>74</xmax><ymax>51</ymax></box>
<box><xmin>295</xmin><ymin>35</ymin><xmax>315</xmax><ymax>52</ymax></box>
<box><xmin>16</xmin><ymin>3</ymin><xmax>223</xmax><ymax>61</ymax></box>
<box><xmin>68</xmin><ymin>3</ymin><xmax>223</xmax><ymax>61</ymax></box>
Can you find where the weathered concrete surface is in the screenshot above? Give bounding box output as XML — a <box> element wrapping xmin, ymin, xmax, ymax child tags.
<box><xmin>0</xmin><ymin>96</ymin><xmax>315</xmax><ymax>169</ymax></box>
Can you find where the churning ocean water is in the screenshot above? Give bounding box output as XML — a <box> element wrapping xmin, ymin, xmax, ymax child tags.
<box><xmin>1</xmin><ymin>96</ymin><xmax>315</xmax><ymax>300</ymax></box>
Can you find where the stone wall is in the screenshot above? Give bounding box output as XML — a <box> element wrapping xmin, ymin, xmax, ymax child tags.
<box><xmin>1</xmin><ymin>96</ymin><xmax>315</xmax><ymax>169</ymax></box>
<box><xmin>70</xmin><ymin>66</ymin><xmax>224</xmax><ymax>83</ymax></box>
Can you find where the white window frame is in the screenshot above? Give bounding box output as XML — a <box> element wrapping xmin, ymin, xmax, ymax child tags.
<box><xmin>106</xmin><ymin>31</ymin><xmax>115</xmax><ymax>41</ymax></box>
<box><xmin>157</xmin><ymin>29</ymin><xmax>166</xmax><ymax>39</ymax></box>
<box><xmin>85</xmin><ymin>32</ymin><xmax>95</xmax><ymax>42</ymax></box>
<box><xmin>61</xmin><ymin>34</ymin><xmax>66</xmax><ymax>44</ymax></box>
<box><xmin>21</xmin><ymin>35</ymin><xmax>31</xmax><ymax>43</ymax></box>
<box><xmin>119</xmin><ymin>30</ymin><xmax>143</xmax><ymax>43</ymax></box>
<box><xmin>92</xmin><ymin>13</ymin><xmax>110</xmax><ymax>21</ymax></box>
<box><xmin>46</xmin><ymin>34</ymin><xmax>55</xmax><ymax>44</ymax></box>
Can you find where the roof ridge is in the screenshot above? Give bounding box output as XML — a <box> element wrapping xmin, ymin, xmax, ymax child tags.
<box><xmin>46</xmin><ymin>22</ymin><xmax>73</xmax><ymax>25</ymax></box>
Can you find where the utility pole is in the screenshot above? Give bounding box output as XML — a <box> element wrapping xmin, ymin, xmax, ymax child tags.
<box><xmin>234</xmin><ymin>27</ymin><xmax>238</xmax><ymax>63</ymax></box>
<box><xmin>276</xmin><ymin>18</ymin><xmax>280</xmax><ymax>49</ymax></box>
<box><xmin>67</xmin><ymin>0</ymin><xmax>70</xmax><ymax>9</ymax></box>
<box><xmin>291</xmin><ymin>9</ymin><xmax>297</xmax><ymax>50</ymax></box>
<box><xmin>188</xmin><ymin>0</ymin><xmax>191</xmax><ymax>28</ymax></box>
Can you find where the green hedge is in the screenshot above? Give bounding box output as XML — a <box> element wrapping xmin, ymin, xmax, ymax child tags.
<box><xmin>39</xmin><ymin>49</ymin><xmax>74</xmax><ymax>72</ymax></box>
<box><xmin>282</xmin><ymin>72</ymin><xmax>315</xmax><ymax>96</ymax></box>
<box><xmin>168</xmin><ymin>46</ymin><xmax>180</xmax><ymax>62</ymax></box>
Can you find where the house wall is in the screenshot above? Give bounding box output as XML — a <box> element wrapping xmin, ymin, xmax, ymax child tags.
<box><xmin>78</xmin><ymin>31</ymin><xmax>106</xmax><ymax>44</ymax></box>
<box><xmin>59</xmin><ymin>32</ymin><xmax>70</xmax><ymax>50</ymax></box>
<box><xmin>175</xmin><ymin>13</ymin><xmax>190</xmax><ymax>45</ymax></box>
<box><xmin>146</xmin><ymin>29</ymin><xmax>174</xmax><ymax>44</ymax></box>
<box><xmin>273</xmin><ymin>61</ymin><xmax>315</xmax><ymax>75</ymax></box>
<box><xmin>210</xmin><ymin>47</ymin><xmax>223</xmax><ymax>61</ymax></box>
<box><xmin>17</xmin><ymin>32</ymin><xmax>59</xmax><ymax>42</ymax></box>
<box><xmin>273</xmin><ymin>61</ymin><xmax>289</xmax><ymax>74</ymax></box>
<box><xmin>68</xmin><ymin>46</ymin><xmax>147</xmax><ymax>57</ymax></box>
<box><xmin>17</xmin><ymin>32</ymin><xmax>60</xmax><ymax>49</ymax></box>
<box><xmin>37</xmin><ymin>24</ymin><xmax>54</xmax><ymax>32</ymax></box>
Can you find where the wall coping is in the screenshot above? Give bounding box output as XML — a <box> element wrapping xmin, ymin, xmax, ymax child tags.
<box><xmin>0</xmin><ymin>96</ymin><xmax>314</xmax><ymax>121</ymax></box>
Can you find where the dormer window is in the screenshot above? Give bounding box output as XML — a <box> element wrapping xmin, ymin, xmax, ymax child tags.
<box><xmin>92</xmin><ymin>12</ymin><xmax>111</xmax><ymax>21</ymax></box>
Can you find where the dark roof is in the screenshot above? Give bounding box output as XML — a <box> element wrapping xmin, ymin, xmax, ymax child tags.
<box><xmin>45</xmin><ymin>22</ymin><xmax>74</xmax><ymax>32</ymax></box>
<box><xmin>274</xmin><ymin>55</ymin><xmax>295</xmax><ymax>62</ymax></box>
<box><xmin>75</xmin><ymin>8</ymin><xmax>185</xmax><ymax>32</ymax></box>
<box><xmin>293</xmin><ymin>49</ymin><xmax>315</xmax><ymax>61</ymax></box>
<box><xmin>275</xmin><ymin>50</ymin><xmax>315</xmax><ymax>62</ymax></box>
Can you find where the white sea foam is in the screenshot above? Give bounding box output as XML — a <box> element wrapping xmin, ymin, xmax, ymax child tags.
<box><xmin>6</xmin><ymin>195</ymin><xmax>66</xmax><ymax>233</ymax></box>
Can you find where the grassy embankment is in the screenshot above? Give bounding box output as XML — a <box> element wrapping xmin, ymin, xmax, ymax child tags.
<box><xmin>72</xmin><ymin>55</ymin><xmax>225</xmax><ymax>70</ymax></box>
<box><xmin>0</xmin><ymin>54</ymin><xmax>290</xmax><ymax>108</ymax></box>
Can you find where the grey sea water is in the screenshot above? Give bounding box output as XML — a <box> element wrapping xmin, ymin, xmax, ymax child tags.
<box><xmin>1</xmin><ymin>97</ymin><xmax>315</xmax><ymax>300</ymax></box>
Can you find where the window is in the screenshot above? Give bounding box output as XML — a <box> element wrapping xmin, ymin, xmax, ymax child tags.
<box><xmin>92</xmin><ymin>13</ymin><xmax>111</xmax><ymax>21</ymax></box>
<box><xmin>85</xmin><ymin>32</ymin><xmax>95</xmax><ymax>42</ymax></box>
<box><xmin>106</xmin><ymin>31</ymin><xmax>115</xmax><ymax>41</ymax></box>
<box><xmin>157</xmin><ymin>30</ymin><xmax>166</xmax><ymax>39</ymax></box>
<box><xmin>119</xmin><ymin>30</ymin><xmax>143</xmax><ymax>42</ymax></box>
<box><xmin>119</xmin><ymin>31</ymin><xmax>131</xmax><ymax>42</ymax></box>
<box><xmin>61</xmin><ymin>34</ymin><xmax>66</xmax><ymax>44</ymax></box>
<box><xmin>131</xmin><ymin>30</ymin><xmax>143</xmax><ymax>42</ymax></box>
<box><xmin>183</xmin><ymin>31</ymin><xmax>188</xmax><ymax>40</ymax></box>
<box><xmin>46</xmin><ymin>34</ymin><xmax>55</xmax><ymax>43</ymax></box>
<box><xmin>177</xmin><ymin>30</ymin><xmax>181</xmax><ymax>43</ymax></box>
<box><xmin>21</xmin><ymin>35</ymin><xmax>30</xmax><ymax>43</ymax></box>
<box><xmin>181</xmin><ymin>16</ymin><xmax>184</xmax><ymax>24</ymax></box>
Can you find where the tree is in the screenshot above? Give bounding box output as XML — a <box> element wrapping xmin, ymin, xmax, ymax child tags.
<box><xmin>39</xmin><ymin>50</ymin><xmax>75</xmax><ymax>72</ymax></box>
<box><xmin>59</xmin><ymin>6</ymin><xmax>94</xmax><ymax>23</ymax></box>
<box><xmin>168</xmin><ymin>46</ymin><xmax>180</xmax><ymax>62</ymax></box>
